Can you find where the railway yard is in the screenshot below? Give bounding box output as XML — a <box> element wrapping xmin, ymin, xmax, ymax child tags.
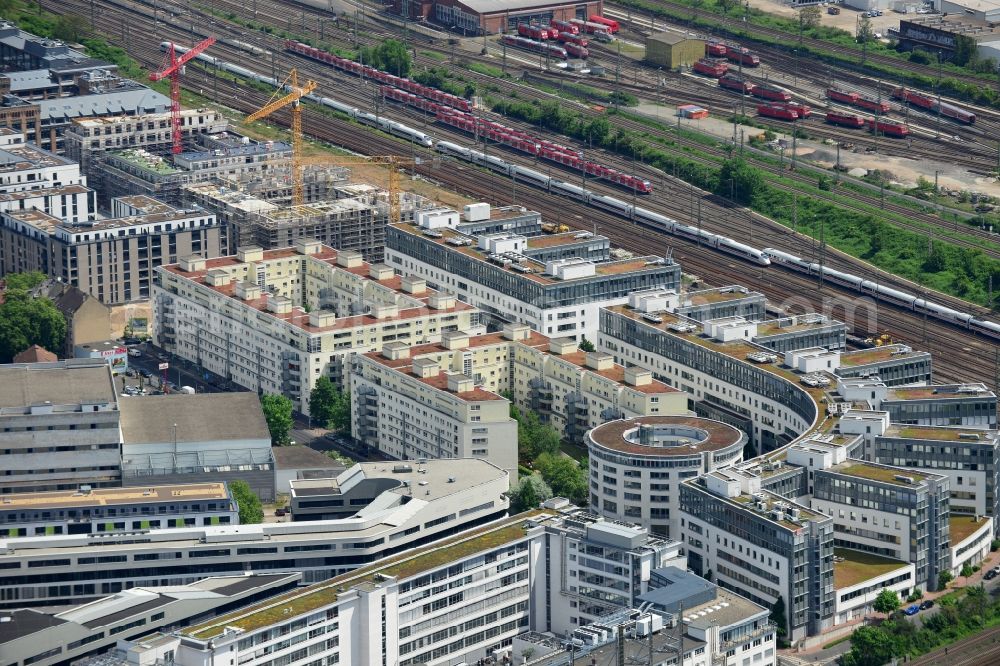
<box><xmin>49</xmin><ymin>0</ymin><xmax>1000</xmax><ymax>390</ymax></box>
<box><xmin>2</xmin><ymin>0</ymin><xmax>1000</xmax><ymax>664</ymax></box>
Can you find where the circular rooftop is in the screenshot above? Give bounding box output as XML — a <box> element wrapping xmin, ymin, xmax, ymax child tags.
<box><xmin>587</xmin><ymin>416</ymin><xmax>746</xmax><ymax>457</ymax></box>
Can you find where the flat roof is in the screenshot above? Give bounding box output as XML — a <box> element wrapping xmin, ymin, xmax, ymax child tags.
<box><xmin>291</xmin><ymin>459</ymin><xmax>504</xmax><ymax>503</ymax></box>
<box><xmin>119</xmin><ymin>393</ymin><xmax>269</xmax><ymax>445</ymax></box>
<box><xmin>883</xmin><ymin>425</ymin><xmax>999</xmax><ymax>443</ymax></box>
<box><xmin>365</xmin><ymin>331</ymin><xmax>678</xmax><ymax>397</ymax></box>
<box><xmin>58</xmin><ymin>208</ymin><xmax>209</xmax><ymax>233</ymax></box>
<box><xmin>0</xmin><ymin>183</ymin><xmax>90</xmax><ymax>203</ymax></box>
<box><xmin>604</xmin><ymin>305</ymin><xmax>831</xmax><ymax>416</ymax></box>
<box><xmin>0</xmin><ymin>483</ymin><xmax>228</xmax><ymax>510</ymax></box>
<box><xmin>682</xmin><ymin>286</ymin><xmax>762</xmax><ymax>305</ymax></box>
<box><xmin>0</xmin><ymin>360</ymin><xmax>115</xmax><ymax>408</ymax></box>
<box><xmin>391</xmin><ymin>222</ymin><xmax>669</xmax><ymax>286</ymax></box>
<box><xmin>756</xmin><ymin>316</ymin><xmax>841</xmax><ymax>337</ymax></box>
<box><xmin>683</xmin><ymin>589</ymin><xmax>767</xmax><ymax>630</ymax></box>
<box><xmin>839</xmin><ymin>345</ymin><xmax>927</xmax><ymax>368</ymax></box>
<box><xmin>452</xmin><ymin>0</ymin><xmax>590</xmax><ymax>14</ymax></box>
<box><xmin>833</xmin><ymin>548</ymin><xmax>910</xmax><ymax>589</ymax></box>
<box><xmin>887</xmin><ymin>384</ymin><xmax>995</xmax><ymax>400</ymax></box>
<box><xmin>183</xmin><ymin>508</ymin><xmax>555</xmax><ymax>640</ymax></box>
<box><xmin>831</xmin><ymin>462</ymin><xmax>930</xmax><ymax>486</ymax></box>
<box><xmin>951</xmin><ymin>515</ymin><xmax>992</xmax><ymax>543</ymax></box>
<box><xmin>648</xmin><ymin>31</ymin><xmax>703</xmax><ymax>45</ymax></box>
<box><xmin>902</xmin><ymin>14</ymin><xmax>1000</xmax><ymax>40</ymax></box>
<box><xmin>160</xmin><ymin>246</ymin><xmax>476</xmax><ymax>334</ymax></box>
<box><xmin>271</xmin><ymin>445</ymin><xmax>343</xmax><ymax>470</ymax></box>
<box><xmin>524</xmin><ymin>231</ymin><xmax>601</xmax><ymax>249</ymax></box>
<box><xmin>588</xmin><ymin>416</ymin><xmax>744</xmax><ymax>457</ymax></box>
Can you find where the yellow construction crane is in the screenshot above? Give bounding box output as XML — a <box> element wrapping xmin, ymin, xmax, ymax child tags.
<box><xmin>245</xmin><ymin>68</ymin><xmax>317</xmax><ymax>206</ymax></box>
<box><xmin>301</xmin><ymin>154</ymin><xmax>415</xmax><ymax>225</ymax></box>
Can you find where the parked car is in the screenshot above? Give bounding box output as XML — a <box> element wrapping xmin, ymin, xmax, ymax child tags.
<box><xmin>986</xmin><ymin>569</ymin><xmax>997</xmax><ymax>581</ymax></box>
<box><xmin>128</xmin><ymin>348</ymin><xmax>142</xmax><ymax>358</ymax></box>
<box><xmin>140</xmin><ymin>369</ymin><xmax>152</xmax><ymax>378</ymax></box>
<box><xmin>275</xmin><ymin>508</ymin><xmax>287</xmax><ymax>517</ymax></box>
<box><xmin>904</xmin><ymin>604</ymin><xmax>920</xmax><ymax>615</ymax></box>
<box><xmin>919</xmin><ymin>600</ymin><xmax>934</xmax><ymax>610</ymax></box>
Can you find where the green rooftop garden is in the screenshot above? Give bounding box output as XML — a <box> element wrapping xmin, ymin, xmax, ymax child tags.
<box><xmin>833</xmin><ymin>548</ymin><xmax>909</xmax><ymax>589</ymax></box>
<box><xmin>838</xmin><ymin>464</ymin><xmax>927</xmax><ymax>486</ymax></box>
<box><xmin>949</xmin><ymin>515</ymin><xmax>991</xmax><ymax>543</ymax></box>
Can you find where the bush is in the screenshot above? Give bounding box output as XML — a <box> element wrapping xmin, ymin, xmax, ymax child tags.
<box><xmin>991</xmin><ymin>538</ymin><xmax>1000</xmax><ymax>552</ymax></box>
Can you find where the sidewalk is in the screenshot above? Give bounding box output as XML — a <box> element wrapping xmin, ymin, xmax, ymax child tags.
<box><xmin>782</xmin><ymin>546</ymin><xmax>1000</xmax><ymax>662</ymax></box>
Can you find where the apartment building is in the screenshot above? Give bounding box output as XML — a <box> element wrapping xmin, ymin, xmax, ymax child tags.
<box><xmin>1</xmin><ymin>574</ymin><xmax>300</xmax><ymax>666</ymax></box>
<box><xmin>586</xmin><ymin>416</ymin><xmax>747</xmax><ymax>539</ymax></box>
<box><xmin>0</xmin><ymin>359</ymin><xmax>121</xmax><ymax>495</ymax></box>
<box><xmin>598</xmin><ymin>301</ymin><xmax>827</xmax><ymax>455</ymax></box>
<box><xmin>751</xmin><ymin>314</ymin><xmax>847</xmax><ymax>353</ymax></box>
<box><xmin>185</xmin><ymin>183</ymin><xmax>385</xmax><ymax>261</ymax></box>
<box><xmin>0</xmin><ymin>24</ymin><xmax>170</xmax><ymax>152</ymax></box>
<box><xmin>0</xmin><ymin>128</ymin><xmax>85</xmax><ymax>194</ymax></box>
<box><xmin>1</xmin><ymin>203</ymin><xmax>224</xmax><ymax>303</ymax></box>
<box><xmin>95</xmin><ymin>133</ymin><xmax>295</xmax><ymax>207</ymax></box>
<box><xmin>352</xmin><ymin>324</ymin><xmax>685</xmax><ymax>477</ymax></box>
<box><xmin>674</xmin><ymin>286</ymin><xmax>767</xmax><ymax>322</ymax></box>
<box><xmin>679</xmin><ymin>468</ymin><xmax>835</xmax><ymax>641</ymax></box>
<box><xmin>0</xmin><ymin>459</ymin><xmax>510</xmax><ymax>608</ymax></box>
<box><xmin>0</xmin><ymin>482</ymin><xmax>237</xmax><ymax>538</ymax></box>
<box><xmin>64</xmin><ymin>108</ymin><xmax>227</xmax><ymax>185</ymax></box>
<box><xmin>152</xmin><ymin>241</ymin><xmax>482</xmax><ymax>414</ymax></box>
<box><xmin>385</xmin><ymin>210</ymin><xmax>680</xmax><ymax>341</ymax></box>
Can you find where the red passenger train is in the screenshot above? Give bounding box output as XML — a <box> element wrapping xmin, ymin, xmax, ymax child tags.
<box><xmin>751</xmin><ymin>84</ymin><xmax>792</xmax><ymax>102</ymax></box>
<box><xmin>726</xmin><ymin>47</ymin><xmax>760</xmax><ymax>67</ymax></box>
<box><xmin>549</xmin><ymin>19</ymin><xmax>578</xmax><ymax>34</ymax></box>
<box><xmin>285</xmin><ymin>40</ymin><xmax>472</xmax><ymax>112</ymax></box>
<box><xmin>890</xmin><ymin>87</ymin><xmax>976</xmax><ymax>124</ymax></box>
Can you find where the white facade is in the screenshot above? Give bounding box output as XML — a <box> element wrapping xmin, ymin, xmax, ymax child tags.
<box><xmin>950</xmin><ymin>517</ymin><xmax>994</xmax><ymax>575</ymax></box>
<box><xmin>833</xmin><ymin>561</ymin><xmax>916</xmax><ymax>626</ymax></box>
<box><xmin>153</xmin><ymin>242</ymin><xmax>483</xmax><ymax>414</ymax></box>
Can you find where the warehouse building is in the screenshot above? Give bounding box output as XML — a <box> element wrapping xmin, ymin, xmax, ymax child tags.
<box><xmin>898</xmin><ymin>15</ymin><xmax>1000</xmax><ymax>63</ymax></box>
<box><xmin>645</xmin><ymin>32</ymin><xmax>705</xmax><ymax>69</ymax></box>
<box><xmin>391</xmin><ymin>0</ymin><xmax>603</xmax><ymax>34</ymax></box>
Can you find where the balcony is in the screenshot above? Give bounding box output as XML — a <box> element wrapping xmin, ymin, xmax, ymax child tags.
<box><xmin>718</xmin><ymin>623</ymin><xmax>776</xmax><ymax>652</ymax></box>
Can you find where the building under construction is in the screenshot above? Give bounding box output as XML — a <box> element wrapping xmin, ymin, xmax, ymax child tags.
<box><xmin>92</xmin><ymin>131</ymin><xmax>298</xmax><ymax>207</ymax></box>
<box><xmin>64</xmin><ymin>108</ymin><xmax>228</xmax><ymax>191</ymax></box>
<box><xmin>184</xmin><ymin>183</ymin><xmax>423</xmax><ymax>263</ymax></box>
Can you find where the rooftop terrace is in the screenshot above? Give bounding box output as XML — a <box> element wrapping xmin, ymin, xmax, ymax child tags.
<box><xmin>833</xmin><ymin>548</ymin><xmax>909</xmax><ymax>589</ymax></box>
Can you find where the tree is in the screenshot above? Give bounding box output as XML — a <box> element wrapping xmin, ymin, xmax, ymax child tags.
<box><xmin>2</xmin><ymin>271</ymin><xmax>46</xmax><ymax>291</ymax></box>
<box><xmin>230</xmin><ymin>480</ymin><xmax>264</xmax><ymax>524</ymax></box>
<box><xmin>535</xmin><ymin>453</ymin><xmax>588</xmax><ymax>504</ymax></box>
<box><xmin>310</xmin><ymin>377</ymin><xmax>351</xmax><ymax>432</ymax></box>
<box><xmin>509</xmin><ymin>475</ymin><xmax>553</xmax><ymax>513</ymax></box>
<box><xmin>360</xmin><ymin>39</ymin><xmax>412</xmax><ymax>77</ymax></box>
<box><xmin>718</xmin><ymin>158</ymin><xmax>765</xmax><ymax>207</ymax></box>
<box><xmin>578</xmin><ymin>336</ymin><xmax>596</xmax><ymax>353</ymax></box>
<box><xmin>0</xmin><ymin>291</ymin><xmax>67</xmax><ymax>362</ymax></box>
<box><xmin>260</xmin><ymin>393</ymin><xmax>294</xmax><ymax>446</ymax></box>
<box><xmin>841</xmin><ymin>626</ymin><xmax>898</xmax><ymax>666</ymax></box>
<box><xmin>961</xmin><ymin>562</ymin><xmax>975</xmax><ymax>580</ymax></box>
<box><xmin>718</xmin><ymin>0</ymin><xmax>738</xmax><ymax>14</ymax></box>
<box><xmin>873</xmin><ymin>588</ymin><xmax>901</xmax><ymax>615</ymax></box>
<box><xmin>938</xmin><ymin>570</ymin><xmax>954</xmax><ymax>589</ymax></box>
<box><xmin>770</xmin><ymin>595</ymin><xmax>788</xmax><ymax>643</ymax></box>
<box><xmin>857</xmin><ymin>14</ymin><xmax>874</xmax><ymax>64</ymax></box>
<box><xmin>511</xmin><ymin>405</ymin><xmax>561</xmax><ymax>462</ymax></box>
<box><xmin>798</xmin><ymin>5</ymin><xmax>821</xmax><ymax>31</ymax></box>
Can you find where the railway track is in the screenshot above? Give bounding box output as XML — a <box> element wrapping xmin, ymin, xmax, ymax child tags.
<box><xmin>910</xmin><ymin>623</ymin><xmax>1000</xmax><ymax>665</ymax></box>
<box><xmin>48</xmin><ymin>0</ymin><xmax>998</xmax><ymax>385</ymax></box>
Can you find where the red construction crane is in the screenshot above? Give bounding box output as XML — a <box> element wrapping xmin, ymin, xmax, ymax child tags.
<box><xmin>149</xmin><ymin>37</ymin><xmax>216</xmax><ymax>154</ymax></box>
